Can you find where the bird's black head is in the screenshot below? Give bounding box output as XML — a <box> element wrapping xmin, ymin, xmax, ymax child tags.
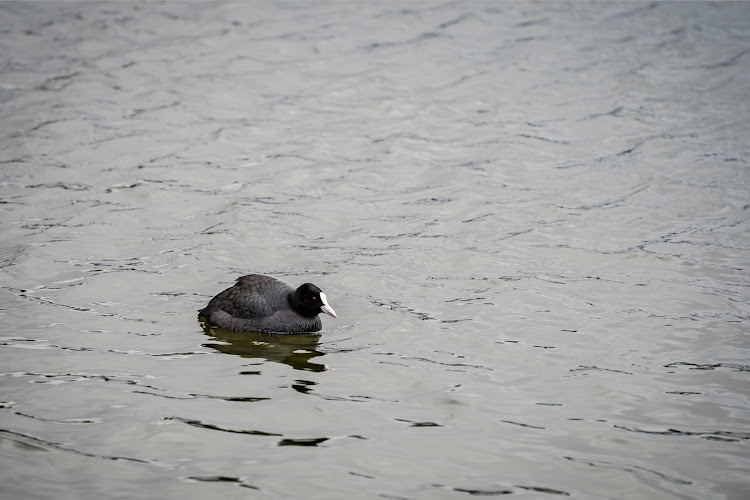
<box><xmin>291</xmin><ymin>283</ymin><xmax>337</xmax><ymax>319</ymax></box>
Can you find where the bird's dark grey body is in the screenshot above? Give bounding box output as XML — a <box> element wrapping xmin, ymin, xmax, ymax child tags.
<box><xmin>199</xmin><ymin>274</ymin><xmax>335</xmax><ymax>334</ymax></box>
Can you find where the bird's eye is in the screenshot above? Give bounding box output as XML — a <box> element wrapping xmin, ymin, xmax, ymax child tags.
<box><xmin>312</xmin><ymin>296</ymin><xmax>318</xmax><ymax>301</ymax></box>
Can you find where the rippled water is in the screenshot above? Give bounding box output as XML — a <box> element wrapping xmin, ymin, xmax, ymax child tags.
<box><xmin>1</xmin><ymin>2</ymin><xmax>749</xmax><ymax>499</ymax></box>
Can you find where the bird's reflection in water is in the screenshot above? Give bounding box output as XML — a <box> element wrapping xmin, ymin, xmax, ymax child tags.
<box><xmin>200</xmin><ymin>319</ymin><xmax>327</xmax><ymax>372</ymax></box>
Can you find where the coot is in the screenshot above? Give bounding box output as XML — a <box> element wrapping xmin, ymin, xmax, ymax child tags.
<box><xmin>199</xmin><ymin>274</ymin><xmax>337</xmax><ymax>334</ymax></box>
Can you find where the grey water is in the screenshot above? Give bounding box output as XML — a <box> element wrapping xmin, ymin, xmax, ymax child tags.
<box><xmin>1</xmin><ymin>2</ymin><xmax>749</xmax><ymax>499</ymax></box>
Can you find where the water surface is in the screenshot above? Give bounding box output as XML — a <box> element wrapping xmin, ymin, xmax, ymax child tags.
<box><xmin>1</xmin><ymin>2</ymin><xmax>749</xmax><ymax>499</ymax></box>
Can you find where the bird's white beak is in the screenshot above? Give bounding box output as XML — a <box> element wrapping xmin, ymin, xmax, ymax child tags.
<box><xmin>319</xmin><ymin>292</ymin><xmax>337</xmax><ymax>318</ymax></box>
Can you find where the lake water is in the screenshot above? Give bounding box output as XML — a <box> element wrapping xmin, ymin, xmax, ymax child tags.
<box><xmin>1</xmin><ymin>2</ymin><xmax>749</xmax><ymax>499</ymax></box>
